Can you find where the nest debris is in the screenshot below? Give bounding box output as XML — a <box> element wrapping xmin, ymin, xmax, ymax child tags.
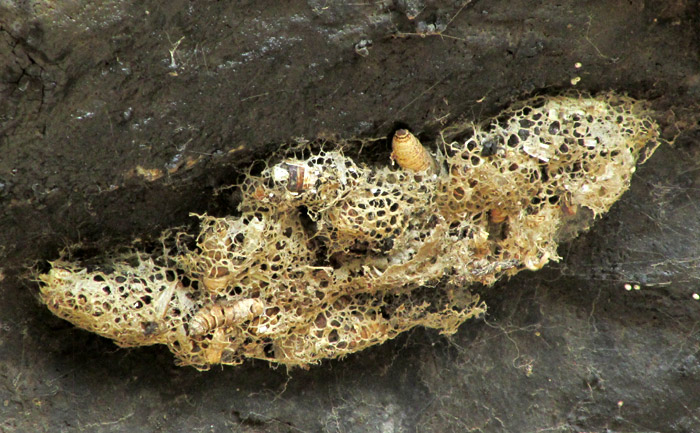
<box><xmin>39</xmin><ymin>93</ymin><xmax>660</xmax><ymax>369</ymax></box>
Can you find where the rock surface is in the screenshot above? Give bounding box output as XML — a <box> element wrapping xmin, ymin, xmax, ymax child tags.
<box><xmin>1</xmin><ymin>1</ymin><xmax>700</xmax><ymax>432</ymax></box>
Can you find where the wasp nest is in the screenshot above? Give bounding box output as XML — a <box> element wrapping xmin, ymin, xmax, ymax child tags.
<box><xmin>39</xmin><ymin>93</ymin><xmax>659</xmax><ymax>369</ymax></box>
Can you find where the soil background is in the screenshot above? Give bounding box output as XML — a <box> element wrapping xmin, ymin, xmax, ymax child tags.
<box><xmin>2</xmin><ymin>1</ymin><xmax>700</xmax><ymax>432</ymax></box>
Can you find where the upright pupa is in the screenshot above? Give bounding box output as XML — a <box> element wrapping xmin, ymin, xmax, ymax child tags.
<box><xmin>489</xmin><ymin>208</ymin><xmax>507</xmax><ymax>224</ymax></box>
<box><xmin>391</xmin><ymin>129</ymin><xmax>436</xmax><ymax>173</ymax></box>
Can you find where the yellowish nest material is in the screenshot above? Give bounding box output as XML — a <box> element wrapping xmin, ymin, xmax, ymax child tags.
<box><xmin>39</xmin><ymin>93</ymin><xmax>659</xmax><ymax>369</ymax></box>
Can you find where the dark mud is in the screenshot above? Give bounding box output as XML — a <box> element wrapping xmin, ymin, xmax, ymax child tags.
<box><xmin>1</xmin><ymin>1</ymin><xmax>700</xmax><ymax>432</ymax></box>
